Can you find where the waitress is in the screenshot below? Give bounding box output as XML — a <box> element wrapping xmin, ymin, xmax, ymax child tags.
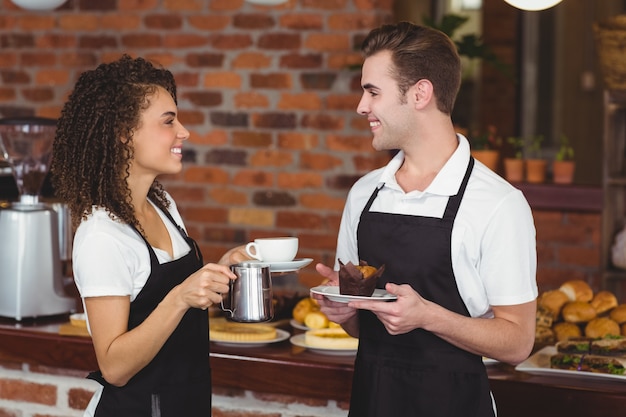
<box><xmin>312</xmin><ymin>23</ymin><xmax>538</xmax><ymax>416</ymax></box>
<box><xmin>51</xmin><ymin>55</ymin><xmax>247</xmax><ymax>416</ymax></box>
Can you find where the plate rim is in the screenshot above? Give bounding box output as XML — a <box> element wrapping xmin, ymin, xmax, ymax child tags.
<box><xmin>310</xmin><ymin>285</ymin><xmax>397</xmax><ymax>303</ymax></box>
<box><xmin>289</xmin><ymin>318</ymin><xmax>309</xmax><ymax>331</ymax></box>
<box><xmin>210</xmin><ymin>328</ymin><xmax>290</xmax><ymax>347</ymax></box>
<box><xmin>249</xmin><ymin>257</ymin><xmax>313</xmax><ymax>273</ymax></box>
<box><xmin>515</xmin><ymin>345</ymin><xmax>626</xmax><ymax>381</ymax></box>
<box><xmin>289</xmin><ymin>334</ymin><xmax>357</xmax><ymax>355</ymax></box>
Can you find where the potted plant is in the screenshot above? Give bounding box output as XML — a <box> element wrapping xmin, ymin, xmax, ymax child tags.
<box><xmin>524</xmin><ymin>135</ymin><xmax>547</xmax><ymax>183</ymax></box>
<box><xmin>469</xmin><ymin>125</ymin><xmax>501</xmax><ymax>172</ymax></box>
<box><xmin>553</xmin><ymin>134</ymin><xmax>575</xmax><ymax>184</ymax></box>
<box><xmin>504</xmin><ymin>136</ymin><xmax>525</xmax><ymax>182</ymax></box>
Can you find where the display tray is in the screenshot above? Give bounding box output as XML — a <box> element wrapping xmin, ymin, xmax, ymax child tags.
<box><xmin>515</xmin><ymin>346</ymin><xmax>626</xmax><ymax>382</ymax></box>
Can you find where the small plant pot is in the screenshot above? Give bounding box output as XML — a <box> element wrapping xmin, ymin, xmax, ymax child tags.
<box><xmin>471</xmin><ymin>150</ymin><xmax>500</xmax><ymax>172</ymax></box>
<box><xmin>552</xmin><ymin>160</ymin><xmax>575</xmax><ymax>184</ymax></box>
<box><xmin>503</xmin><ymin>158</ymin><xmax>524</xmax><ymax>182</ymax></box>
<box><xmin>525</xmin><ymin>159</ymin><xmax>547</xmax><ymax>183</ymax></box>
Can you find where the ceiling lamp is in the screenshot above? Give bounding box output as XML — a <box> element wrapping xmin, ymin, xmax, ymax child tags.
<box><xmin>10</xmin><ymin>0</ymin><xmax>67</xmax><ymax>10</ymax></box>
<box><xmin>504</xmin><ymin>0</ymin><xmax>562</xmax><ymax>11</ymax></box>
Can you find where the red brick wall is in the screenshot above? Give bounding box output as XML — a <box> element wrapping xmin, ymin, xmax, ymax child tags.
<box><xmin>0</xmin><ymin>0</ymin><xmax>602</xmax><ymax>293</ymax></box>
<box><xmin>534</xmin><ymin>210</ymin><xmax>601</xmax><ymax>293</ymax></box>
<box><xmin>0</xmin><ymin>0</ymin><xmax>394</xmax><ymax>288</ymax></box>
<box><xmin>0</xmin><ymin>360</ymin><xmax>348</xmax><ymax>417</ymax></box>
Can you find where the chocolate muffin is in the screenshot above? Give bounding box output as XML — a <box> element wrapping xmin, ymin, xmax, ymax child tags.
<box><xmin>338</xmin><ymin>260</ymin><xmax>385</xmax><ymax>297</ymax></box>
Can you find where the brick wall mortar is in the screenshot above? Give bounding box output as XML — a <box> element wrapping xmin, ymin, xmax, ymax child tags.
<box><xmin>0</xmin><ymin>363</ymin><xmax>347</xmax><ymax>417</ymax></box>
<box><xmin>0</xmin><ymin>1</ymin><xmax>395</xmax><ymax>287</ymax></box>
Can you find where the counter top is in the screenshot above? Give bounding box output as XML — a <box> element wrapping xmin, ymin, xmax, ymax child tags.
<box><xmin>1</xmin><ymin>316</ymin><xmax>624</xmax><ymax>416</ymax></box>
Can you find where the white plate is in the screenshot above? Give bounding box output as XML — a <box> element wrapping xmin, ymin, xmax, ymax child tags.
<box><xmin>211</xmin><ymin>329</ymin><xmax>290</xmax><ymax>348</ymax></box>
<box><xmin>290</xmin><ymin>319</ymin><xmax>309</xmax><ymax>331</ymax></box>
<box><xmin>290</xmin><ymin>334</ymin><xmax>357</xmax><ymax>356</ymax></box>
<box><xmin>249</xmin><ymin>258</ymin><xmax>313</xmax><ymax>273</ymax></box>
<box><xmin>310</xmin><ymin>285</ymin><xmax>397</xmax><ymax>303</ymax></box>
<box><xmin>515</xmin><ymin>346</ymin><xmax>626</xmax><ymax>381</ymax></box>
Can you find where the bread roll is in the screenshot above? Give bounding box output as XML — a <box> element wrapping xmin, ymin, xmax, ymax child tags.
<box><xmin>562</xmin><ymin>301</ymin><xmax>597</xmax><ymax>323</ymax></box>
<box><xmin>585</xmin><ymin>317</ymin><xmax>621</xmax><ymax>338</ymax></box>
<box><xmin>610</xmin><ymin>304</ymin><xmax>626</xmax><ymax>324</ymax></box>
<box><xmin>590</xmin><ymin>291</ymin><xmax>618</xmax><ymax>315</ymax></box>
<box><xmin>622</xmin><ymin>323</ymin><xmax>626</xmax><ymax>337</ymax></box>
<box><xmin>539</xmin><ymin>290</ymin><xmax>570</xmax><ymax>318</ymax></box>
<box><xmin>553</xmin><ymin>321</ymin><xmax>582</xmax><ymax>342</ymax></box>
<box><xmin>559</xmin><ymin>280</ymin><xmax>593</xmax><ymax>302</ymax></box>
<box><xmin>292</xmin><ymin>298</ymin><xmax>319</xmax><ymax>323</ymax></box>
<box><xmin>304</xmin><ymin>311</ymin><xmax>329</xmax><ymax>329</ymax></box>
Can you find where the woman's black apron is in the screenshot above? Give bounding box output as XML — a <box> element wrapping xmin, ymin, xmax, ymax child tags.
<box><xmin>350</xmin><ymin>157</ymin><xmax>495</xmax><ymax>417</ymax></box>
<box><xmin>87</xmin><ymin>208</ymin><xmax>211</xmax><ymax>417</ymax></box>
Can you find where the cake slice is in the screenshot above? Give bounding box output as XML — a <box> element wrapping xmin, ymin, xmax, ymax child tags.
<box><xmin>338</xmin><ymin>260</ymin><xmax>385</xmax><ymax>297</ymax></box>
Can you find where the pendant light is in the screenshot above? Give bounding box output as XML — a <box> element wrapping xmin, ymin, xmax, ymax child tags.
<box><xmin>10</xmin><ymin>0</ymin><xmax>67</xmax><ymax>11</ymax></box>
<box><xmin>504</xmin><ymin>0</ymin><xmax>563</xmax><ymax>11</ymax></box>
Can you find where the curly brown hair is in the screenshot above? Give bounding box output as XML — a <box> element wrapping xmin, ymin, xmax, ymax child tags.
<box><xmin>51</xmin><ymin>55</ymin><xmax>177</xmax><ymax>231</ymax></box>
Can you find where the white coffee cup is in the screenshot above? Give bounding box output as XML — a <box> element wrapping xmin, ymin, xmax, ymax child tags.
<box><xmin>245</xmin><ymin>237</ymin><xmax>298</xmax><ymax>262</ymax></box>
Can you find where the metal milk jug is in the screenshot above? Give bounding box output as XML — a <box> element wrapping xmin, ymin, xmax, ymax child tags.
<box><xmin>221</xmin><ymin>262</ymin><xmax>273</xmax><ymax>323</ymax></box>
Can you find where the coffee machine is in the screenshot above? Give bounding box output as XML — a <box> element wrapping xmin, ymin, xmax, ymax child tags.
<box><xmin>0</xmin><ymin>117</ymin><xmax>76</xmax><ymax>320</ymax></box>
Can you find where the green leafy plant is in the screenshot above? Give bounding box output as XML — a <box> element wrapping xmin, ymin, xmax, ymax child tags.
<box><xmin>555</xmin><ymin>134</ymin><xmax>574</xmax><ymax>161</ymax></box>
<box><xmin>526</xmin><ymin>135</ymin><xmax>545</xmax><ymax>159</ymax></box>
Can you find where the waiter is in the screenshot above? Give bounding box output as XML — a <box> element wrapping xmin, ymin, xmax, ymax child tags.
<box><xmin>312</xmin><ymin>22</ymin><xmax>537</xmax><ymax>417</ymax></box>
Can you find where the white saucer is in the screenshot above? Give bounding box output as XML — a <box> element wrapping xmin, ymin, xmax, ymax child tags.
<box><xmin>210</xmin><ymin>329</ymin><xmax>290</xmax><ymax>348</ymax></box>
<box><xmin>290</xmin><ymin>334</ymin><xmax>357</xmax><ymax>356</ymax></box>
<box><xmin>249</xmin><ymin>258</ymin><xmax>313</xmax><ymax>273</ymax></box>
<box><xmin>310</xmin><ymin>285</ymin><xmax>397</xmax><ymax>303</ymax></box>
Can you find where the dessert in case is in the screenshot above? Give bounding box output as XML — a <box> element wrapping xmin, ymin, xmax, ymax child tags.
<box><xmin>210</xmin><ymin>321</ymin><xmax>277</xmax><ymax>342</ymax></box>
<box><xmin>338</xmin><ymin>260</ymin><xmax>385</xmax><ymax>297</ymax></box>
<box><xmin>304</xmin><ymin>328</ymin><xmax>358</xmax><ymax>350</ymax></box>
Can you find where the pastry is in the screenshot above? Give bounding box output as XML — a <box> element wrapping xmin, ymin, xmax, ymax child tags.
<box><xmin>338</xmin><ymin>260</ymin><xmax>385</xmax><ymax>296</ymax></box>
<box><xmin>610</xmin><ymin>304</ymin><xmax>626</xmax><ymax>324</ymax></box>
<box><xmin>552</xmin><ymin>321</ymin><xmax>582</xmax><ymax>342</ymax></box>
<box><xmin>292</xmin><ymin>297</ymin><xmax>319</xmax><ymax>323</ymax></box>
<box><xmin>585</xmin><ymin>317</ymin><xmax>621</xmax><ymax>338</ymax></box>
<box><xmin>590</xmin><ymin>290</ymin><xmax>618</xmax><ymax>315</ymax></box>
<box><xmin>538</xmin><ymin>290</ymin><xmax>569</xmax><ymax>319</ymax></box>
<box><xmin>304</xmin><ymin>328</ymin><xmax>358</xmax><ymax>350</ymax></box>
<box><xmin>559</xmin><ymin>280</ymin><xmax>593</xmax><ymax>302</ymax></box>
<box><xmin>209</xmin><ymin>320</ymin><xmax>277</xmax><ymax>342</ymax></box>
<box><xmin>304</xmin><ymin>311</ymin><xmax>330</xmax><ymax>329</ymax></box>
<box><xmin>561</xmin><ymin>301</ymin><xmax>597</xmax><ymax>323</ymax></box>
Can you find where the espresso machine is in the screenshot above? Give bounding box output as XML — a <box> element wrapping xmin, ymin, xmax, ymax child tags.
<box><xmin>0</xmin><ymin>117</ymin><xmax>76</xmax><ymax>320</ymax></box>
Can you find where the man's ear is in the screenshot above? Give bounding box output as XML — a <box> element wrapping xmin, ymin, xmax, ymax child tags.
<box><xmin>412</xmin><ymin>79</ymin><xmax>433</xmax><ymax>109</ymax></box>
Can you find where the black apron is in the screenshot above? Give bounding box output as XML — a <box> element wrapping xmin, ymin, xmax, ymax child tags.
<box><xmin>350</xmin><ymin>157</ymin><xmax>495</xmax><ymax>417</ymax></box>
<box><xmin>87</xmin><ymin>208</ymin><xmax>211</xmax><ymax>417</ymax></box>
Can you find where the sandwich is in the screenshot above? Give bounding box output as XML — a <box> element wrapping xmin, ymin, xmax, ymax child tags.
<box><xmin>551</xmin><ymin>335</ymin><xmax>626</xmax><ymax>375</ymax></box>
<box><xmin>550</xmin><ymin>353</ymin><xmax>626</xmax><ymax>375</ymax></box>
<box><xmin>556</xmin><ymin>335</ymin><xmax>626</xmax><ymax>356</ymax></box>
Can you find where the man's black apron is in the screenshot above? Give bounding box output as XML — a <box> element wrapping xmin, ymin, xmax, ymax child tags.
<box><xmin>350</xmin><ymin>157</ymin><xmax>495</xmax><ymax>417</ymax></box>
<box><xmin>87</xmin><ymin>208</ymin><xmax>211</xmax><ymax>417</ymax></box>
